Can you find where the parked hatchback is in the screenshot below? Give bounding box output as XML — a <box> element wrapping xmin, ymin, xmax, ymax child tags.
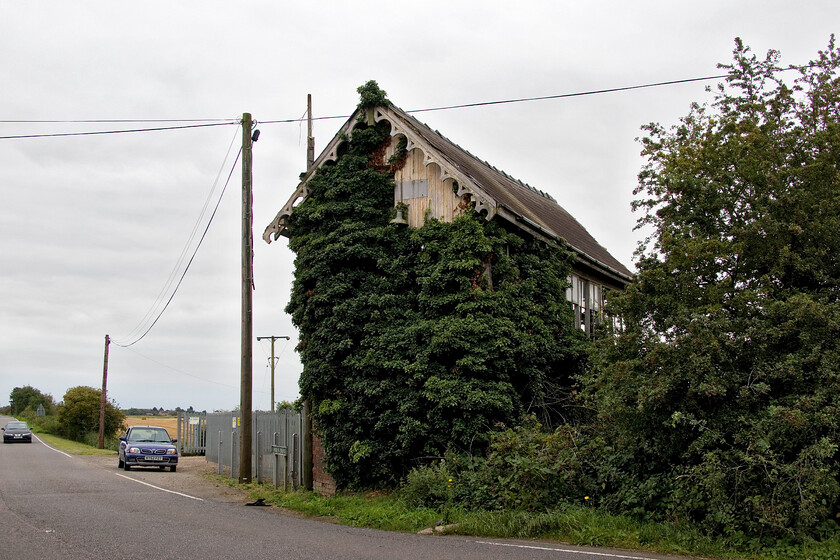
<box><xmin>118</xmin><ymin>426</ymin><xmax>178</xmax><ymax>472</ymax></box>
<box><xmin>2</xmin><ymin>421</ymin><xmax>33</xmax><ymax>443</ymax></box>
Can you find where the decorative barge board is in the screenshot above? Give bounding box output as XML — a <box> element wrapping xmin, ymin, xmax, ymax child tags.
<box><xmin>264</xmin><ymin>101</ymin><xmax>633</xmax><ymax>333</ymax></box>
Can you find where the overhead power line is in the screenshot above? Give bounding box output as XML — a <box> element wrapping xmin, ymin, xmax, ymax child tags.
<box><xmin>405</xmin><ymin>74</ymin><xmax>730</xmax><ymax>114</ymax></box>
<box><xmin>120</xmin><ymin>345</ymin><xmax>272</xmax><ymax>393</ymax></box>
<box><xmin>0</xmin><ymin>120</ymin><xmax>238</xmax><ymax>140</ymax></box>
<box><xmin>1</xmin><ymin>73</ymin><xmax>731</xmax><ymax>138</ymax></box>
<box><xmin>0</xmin><ymin>118</ymin><xmax>236</xmax><ymax>123</ymax></box>
<box><xmin>262</xmin><ymin>74</ymin><xmax>730</xmax><ymax>124</ymax></box>
<box><xmin>111</xmin><ymin>143</ymin><xmax>243</xmax><ymax>348</ymax></box>
<box><xmin>114</xmin><ymin>126</ymin><xmax>242</xmax><ymax>346</ymax></box>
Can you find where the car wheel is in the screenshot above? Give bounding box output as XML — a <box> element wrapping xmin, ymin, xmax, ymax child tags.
<box><xmin>118</xmin><ymin>457</ymin><xmax>124</xmax><ymax>468</ymax></box>
<box><xmin>170</xmin><ymin>466</ymin><xmax>177</xmax><ymax>472</ymax></box>
<box><xmin>123</xmin><ymin>463</ymin><xmax>131</xmax><ymax>471</ymax></box>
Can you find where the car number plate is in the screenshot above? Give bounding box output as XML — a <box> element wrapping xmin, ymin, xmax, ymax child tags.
<box><xmin>144</xmin><ymin>456</ymin><xmax>164</xmax><ymax>461</ymax></box>
<box><xmin>13</xmin><ymin>434</ymin><xmax>22</xmax><ymax>438</ymax></box>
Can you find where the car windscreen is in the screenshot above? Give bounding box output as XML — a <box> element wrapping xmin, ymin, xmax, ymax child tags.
<box><xmin>5</xmin><ymin>422</ymin><xmax>28</xmax><ymax>429</ymax></box>
<box><xmin>128</xmin><ymin>429</ymin><xmax>171</xmax><ymax>442</ymax></box>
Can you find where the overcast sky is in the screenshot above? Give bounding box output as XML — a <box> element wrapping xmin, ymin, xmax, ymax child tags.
<box><xmin>1</xmin><ymin>1</ymin><xmax>836</xmax><ymax>412</ymax></box>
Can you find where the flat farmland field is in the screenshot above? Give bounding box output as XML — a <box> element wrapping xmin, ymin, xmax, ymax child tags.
<box><xmin>123</xmin><ymin>416</ymin><xmax>179</xmax><ymax>436</ymax></box>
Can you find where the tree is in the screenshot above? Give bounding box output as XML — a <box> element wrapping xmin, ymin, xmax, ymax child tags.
<box><xmin>57</xmin><ymin>386</ymin><xmax>125</xmax><ymax>442</ymax></box>
<box><xmin>287</xmin><ymin>81</ymin><xmax>588</xmax><ymax>488</ymax></box>
<box><xmin>586</xmin><ymin>38</ymin><xmax>840</xmax><ymax>537</ymax></box>
<box><xmin>10</xmin><ymin>385</ymin><xmax>55</xmax><ymax>415</ymax></box>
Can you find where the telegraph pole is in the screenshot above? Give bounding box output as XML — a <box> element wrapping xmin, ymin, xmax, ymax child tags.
<box><xmin>302</xmin><ymin>95</ymin><xmax>314</xmax><ymax>491</ymax></box>
<box><xmin>98</xmin><ymin>334</ymin><xmax>110</xmax><ymax>449</ymax></box>
<box><xmin>257</xmin><ymin>335</ymin><xmax>290</xmax><ymax>412</ymax></box>
<box><xmin>307</xmin><ymin>94</ymin><xmax>315</xmax><ymax>170</ymax></box>
<box><xmin>240</xmin><ymin>113</ymin><xmax>255</xmax><ymax>483</ymax></box>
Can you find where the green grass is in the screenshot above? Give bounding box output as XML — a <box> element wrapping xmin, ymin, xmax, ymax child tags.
<box><xmin>206</xmin><ymin>477</ymin><xmax>840</xmax><ymax>560</ymax></box>
<box><xmin>34</xmin><ymin>432</ymin><xmax>116</xmax><ymax>456</ymax></box>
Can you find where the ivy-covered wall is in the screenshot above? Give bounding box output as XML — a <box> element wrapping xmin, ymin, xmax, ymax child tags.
<box><xmin>285</xmin><ymin>82</ymin><xmax>589</xmax><ymax>488</ymax></box>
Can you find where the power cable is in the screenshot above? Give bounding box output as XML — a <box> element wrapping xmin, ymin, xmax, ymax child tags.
<box><xmin>405</xmin><ymin>74</ymin><xmax>731</xmax><ymax>114</ymax></box>
<box><xmin>1</xmin><ymin>73</ymin><xmax>734</xmax><ymax>137</ymax></box>
<box><xmin>0</xmin><ymin>121</ymin><xmax>238</xmax><ymax>140</ymax></box>
<box><xmin>0</xmin><ymin>118</ymin><xmax>236</xmax><ymax>123</ymax></box>
<box><xmin>119</xmin><ymin>345</ymin><xmax>270</xmax><ymax>394</ymax></box>
<box><xmin>112</xmin><ymin>144</ymin><xmax>242</xmax><ymax>348</ymax></box>
<box><xmin>259</xmin><ymin>74</ymin><xmax>732</xmax><ymax>124</ymax></box>
<box><xmin>116</xmin><ymin>125</ymin><xmax>241</xmax><ymax>344</ymax></box>
<box><xmin>2</xmin><ymin>69</ymin><xmax>815</xmax><ymax>137</ymax></box>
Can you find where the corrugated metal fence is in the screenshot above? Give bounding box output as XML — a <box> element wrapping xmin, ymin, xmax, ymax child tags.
<box><xmin>178</xmin><ymin>410</ymin><xmax>302</xmax><ymax>489</ymax></box>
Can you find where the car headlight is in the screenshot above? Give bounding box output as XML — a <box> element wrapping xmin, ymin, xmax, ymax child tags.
<box><xmin>128</xmin><ymin>447</ymin><xmax>141</xmax><ymax>454</ymax></box>
<box><xmin>166</xmin><ymin>449</ymin><xmax>177</xmax><ymax>455</ymax></box>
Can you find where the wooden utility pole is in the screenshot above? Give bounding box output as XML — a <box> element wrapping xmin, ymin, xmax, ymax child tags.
<box><xmin>239</xmin><ymin>113</ymin><xmax>255</xmax><ymax>483</ymax></box>
<box><xmin>303</xmin><ymin>94</ymin><xmax>314</xmax><ymax>491</ymax></box>
<box><xmin>307</xmin><ymin>94</ymin><xmax>315</xmax><ymax>171</ymax></box>
<box><xmin>98</xmin><ymin>334</ymin><xmax>110</xmax><ymax>449</ymax></box>
<box><xmin>256</xmin><ymin>335</ymin><xmax>290</xmax><ymax>412</ymax></box>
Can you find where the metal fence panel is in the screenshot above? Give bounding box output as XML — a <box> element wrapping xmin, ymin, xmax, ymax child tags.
<box><xmin>199</xmin><ymin>410</ymin><xmax>302</xmax><ymax>488</ymax></box>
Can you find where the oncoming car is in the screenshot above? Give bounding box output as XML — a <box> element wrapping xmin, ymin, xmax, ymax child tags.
<box><xmin>118</xmin><ymin>426</ymin><xmax>178</xmax><ymax>472</ymax></box>
<box><xmin>2</xmin><ymin>421</ymin><xmax>33</xmax><ymax>443</ymax></box>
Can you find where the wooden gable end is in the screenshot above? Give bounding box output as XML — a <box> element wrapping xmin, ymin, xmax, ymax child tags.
<box><xmin>391</xmin><ymin>147</ymin><xmax>464</xmax><ymax>227</ymax></box>
<box><xmin>263</xmin><ymin>103</ymin><xmax>633</xmax><ymax>291</ymax></box>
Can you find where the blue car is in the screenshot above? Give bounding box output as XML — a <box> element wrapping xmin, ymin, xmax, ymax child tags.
<box><xmin>118</xmin><ymin>426</ymin><xmax>178</xmax><ymax>472</ymax></box>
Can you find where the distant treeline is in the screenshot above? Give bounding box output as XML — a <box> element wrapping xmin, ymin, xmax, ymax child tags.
<box><xmin>122</xmin><ymin>406</ymin><xmax>203</xmax><ymax>416</ymax></box>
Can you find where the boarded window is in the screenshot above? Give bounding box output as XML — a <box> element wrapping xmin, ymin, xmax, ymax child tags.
<box><xmin>394</xmin><ymin>179</ymin><xmax>428</xmax><ymax>201</ymax></box>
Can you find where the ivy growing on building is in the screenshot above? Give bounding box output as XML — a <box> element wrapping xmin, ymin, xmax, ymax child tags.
<box><xmin>286</xmin><ymin>81</ymin><xmax>588</xmax><ymax>488</ymax></box>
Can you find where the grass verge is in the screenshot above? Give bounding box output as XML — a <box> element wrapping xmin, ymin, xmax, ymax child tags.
<box><xmin>35</xmin><ymin>432</ymin><xmax>116</xmax><ymax>456</ymax></box>
<box><xmin>205</xmin><ymin>476</ymin><xmax>840</xmax><ymax>560</ymax></box>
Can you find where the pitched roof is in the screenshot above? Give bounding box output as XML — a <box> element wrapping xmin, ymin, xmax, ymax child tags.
<box><xmin>264</xmin><ymin>103</ymin><xmax>633</xmax><ymax>284</ymax></box>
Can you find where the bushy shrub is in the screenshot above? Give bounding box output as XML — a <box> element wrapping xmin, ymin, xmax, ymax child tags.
<box><xmin>401</xmin><ymin>419</ymin><xmax>595</xmax><ymax>512</ymax></box>
<box><xmin>17</xmin><ymin>408</ymin><xmax>60</xmax><ymax>435</ymax></box>
<box><xmin>585</xmin><ymin>38</ymin><xmax>840</xmax><ymax>539</ymax></box>
<box><xmin>57</xmin><ymin>386</ymin><xmax>125</xmax><ymax>443</ymax></box>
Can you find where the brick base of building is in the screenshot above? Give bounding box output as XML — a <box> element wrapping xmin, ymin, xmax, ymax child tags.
<box><xmin>312</xmin><ymin>433</ymin><xmax>336</xmax><ymax>497</ymax></box>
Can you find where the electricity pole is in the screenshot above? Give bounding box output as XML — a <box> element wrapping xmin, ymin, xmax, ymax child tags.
<box><xmin>302</xmin><ymin>95</ymin><xmax>314</xmax><ymax>491</ymax></box>
<box><xmin>307</xmin><ymin>93</ymin><xmax>315</xmax><ymax>170</ymax></box>
<box><xmin>257</xmin><ymin>335</ymin><xmax>290</xmax><ymax>412</ymax></box>
<box><xmin>240</xmin><ymin>113</ymin><xmax>256</xmax><ymax>484</ymax></box>
<box><xmin>98</xmin><ymin>334</ymin><xmax>110</xmax><ymax>449</ymax></box>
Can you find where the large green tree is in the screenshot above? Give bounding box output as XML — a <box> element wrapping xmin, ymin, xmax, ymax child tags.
<box><xmin>10</xmin><ymin>385</ymin><xmax>55</xmax><ymax>415</ymax></box>
<box><xmin>587</xmin><ymin>38</ymin><xmax>840</xmax><ymax>537</ymax></box>
<box><xmin>287</xmin><ymin>82</ymin><xmax>588</xmax><ymax>488</ymax></box>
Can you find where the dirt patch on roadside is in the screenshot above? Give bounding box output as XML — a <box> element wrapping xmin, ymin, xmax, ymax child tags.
<box><xmin>81</xmin><ymin>454</ymin><xmax>251</xmax><ymax>504</ymax></box>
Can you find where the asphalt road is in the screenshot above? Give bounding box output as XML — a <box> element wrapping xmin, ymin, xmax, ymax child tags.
<box><xmin>0</xmin><ymin>416</ymin><xmax>688</xmax><ymax>560</ymax></box>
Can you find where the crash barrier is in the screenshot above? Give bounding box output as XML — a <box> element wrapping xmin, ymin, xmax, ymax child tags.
<box><xmin>202</xmin><ymin>409</ymin><xmax>303</xmax><ymax>489</ymax></box>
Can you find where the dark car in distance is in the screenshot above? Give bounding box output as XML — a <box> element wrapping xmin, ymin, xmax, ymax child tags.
<box><xmin>2</xmin><ymin>421</ymin><xmax>33</xmax><ymax>443</ymax></box>
<box><xmin>118</xmin><ymin>426</ymin><xmax>178</xmax><ymax>472</ymax></box>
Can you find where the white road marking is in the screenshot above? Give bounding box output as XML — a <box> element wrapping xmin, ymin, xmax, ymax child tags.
<box><xmin>115</xmin><ymin>473</ymin><xmax>204</xmax><ymax>501</ymax></box>
<box><xmin>476</xmin><ymin>541</ymin><xmax>661</xmax><ymax>560</ymax></box>
<box><xmin>32</xmin><ymin>434</ymin><xmax>72</xmax><ymax>457</ymax></box>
